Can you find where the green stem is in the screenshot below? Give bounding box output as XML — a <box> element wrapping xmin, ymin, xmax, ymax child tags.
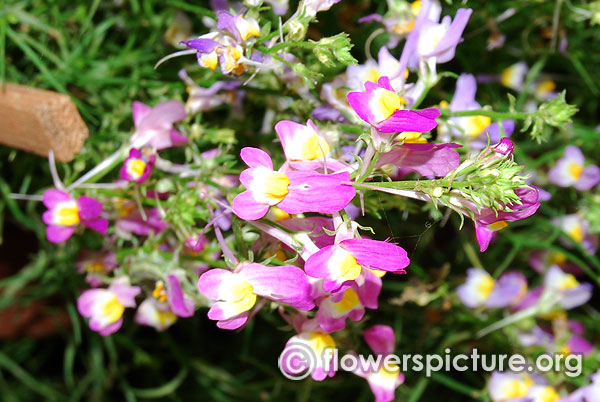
<box><xmin>265</xmin><ymin>41</ymin><xmax>316</xmax><ymax>54</ymax></box>
<box><xmin>356</xmin><ymin>149</ymin><xmax>380</xmax><ymax>183</ymax></box>
<box><xmin>516</xmin><ymin>57</ymin><xmax>547</xmax><ymax>109</ymax></box>
<box><xmin>257</xmin><ymin>21</ymin><xmax>291</xmax><ymax>43</ymax></box>
<box><xmin>255</xmin><ymin>46</ymin><xmax>294</xmax><ymax>69</ymax></box>
<box><xmin>411</xmin><ymin>84</ymin><xmax>432</xmax><ymax>109</ymax></box>
<box><xmin>441</xmin><ymin>109</ymin><xmax>531</xmax><ymax>120</ymax></box>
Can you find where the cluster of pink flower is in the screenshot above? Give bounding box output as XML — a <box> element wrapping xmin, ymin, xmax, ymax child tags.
<box><xmin>32</xmin><ymin>0</ymin><xmax>600</xmax><ymax>400</ymax></box>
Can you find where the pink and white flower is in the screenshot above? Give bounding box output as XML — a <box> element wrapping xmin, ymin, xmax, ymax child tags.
<box><xmin>474</xmin><ymin>187</ymin><xmax>541</xmax><ymax>252</ymax></box>
<box><xmin>75</xmin><ymin>251</ymin><xmax>117</xmax><ymax>287</ymax></box>
<box><xmin>120</xmin><ymin>148</ymin><xmax>156</xmax><ymax>183</ymax></box>
<box><xmin>305</xmin><ymin>238</ymin><xmax>409</xmax><ymax>292</ymax></box>
<box><xmin>275</xmin><ymin>119</ymin><xmax>346</xmax><ymax>171</ymax></box>
<box><xmin>135</xmin><ymin>298</ymin><xmax>178</xmax><ymax>331</ymax></box>
<box><xmin>232</xmin><ymin>147</ymin><xmax>356</xmax><ymax>220</ymax></box>
<box><xmin>347</xmin><ymin>76</ymin><xmax>440</xmax><ymax>133</ymax></box>
<box><xmin>42</xmin><ymin>189</ymin><xmax>108</xmax><ymax>243</ymax></box>
<box><xmin>354</xmin><ymin>325</ymin><xmax>404</xmax><ymax>402</ymax></box>
<box><xmin>134</xmin><ymin>273</ymin><xmax>194</xmax><ymax>330</ymax></box>
<box><xmin>129</xmin><ymin>100</ymin><xmax>188</xmax><ymax>150</ymax></box>
<box><xmin>280</xmin><ymin>320</ymin><xmax>337</xmax><ymax>381</ymax></box>
<box><xmin>314</xmin><ymin>286</ymin><xmax>365</xmax><ymax>332</ymax></box>
<box><xmin>77</xmin><ymin>278</ymin><xmax>140</xmax><ymax>336</ymax></box>
<box><xmin>197</xmin><ymin>263</ymin><xmax>315</xmax><ymax>330</ymax></box>
<box><xmin>488</xmin><ymin>372</ymin><xmax>559</xmax><ymax>402</ymax></box>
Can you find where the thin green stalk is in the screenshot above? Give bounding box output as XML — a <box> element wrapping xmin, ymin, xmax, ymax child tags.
<box><xmin>356</xmin><ymin>149</ymin><xmax>380</xmax><ymax>183</ymax></box>
<box><xmin>429</xmin><ymin>373</ymin><xmax>484</xmax><ymax>399</ymax></box>
<box><xmin>0</xmin><ymin>351</ymin><xmax>62</xmax><ymax>400</ymax></box>
<box><xmin>265</xmin><ymin>40</ymin><xmax>316</xmax><ymax>54</ymax></box>
<box><xmin>515</xmin><ymin>57</ymin><xmax>547</xmax><ymax>110</ymax></box>
<box><xmin>441</xmin><ymin>109</ymin><xmax>530</xmax><ymax>120</ymax></box>
<box><xmin>411</xmin><ymin>84</ymin><xmax>432</xmax><ymax>109</ymax></box>
<box><xmin>167</xmin><ymin>1</ymin><xmax>216</xmax><ymax>18</ymax></box>
<box><xmin>0</xmin><ymin>14</ymin><xmax>5</xmax><ymax>86</ymax></box>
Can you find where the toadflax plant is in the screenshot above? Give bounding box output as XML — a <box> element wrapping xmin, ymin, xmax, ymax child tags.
<box><xmin>13</xmin><ymin>0</ymin><xmax>599</xmax><ymax>400</ymax></box>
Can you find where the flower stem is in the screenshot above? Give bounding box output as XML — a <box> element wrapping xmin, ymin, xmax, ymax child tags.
<box><xmin>441</xmin><ymin>109</ymin><xmax>530</xmax><ymax>120</ymax></box>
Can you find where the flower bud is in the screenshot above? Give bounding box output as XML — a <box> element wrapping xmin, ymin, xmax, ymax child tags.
<box><xmin>492</xmin><ymin>138</ymin><xmax>514</xmax><ymax>156</ymax></box>
<box><xmin>287</xmin><ymin>20</ymin><xmax>307</xmax><ymax>42</ymax></box>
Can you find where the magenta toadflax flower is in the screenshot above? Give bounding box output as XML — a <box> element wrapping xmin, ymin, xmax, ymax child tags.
<box><xmin>184</xmin><ymin>233</ymin><xmax>206</xmax><ymax>253</ymax></box>
<box><xmin>314</xmin><ymin>286</ymin><xmax>365</xmax><ymax>332</ymax></box>
<box><xmin>164</xmin><ymin>273</ymin><xmax>195</xmax><ymax>317</ymax></box>
<box><xmin>75</xmin><ymin>251</ymin><xmax>117</xmax><ymax>287</ymax></box>
<box><xmin>548</xmin><ymin>146</ymin><xmax>600</xmax><ymax>190</ymax></box>
<box><xmin>42</xmin><ymin>189</ymin><xmax>108</xmax><ymax>243</ymax></box>
<box><xmin>120</xmin><ymin>148</ymin><xmax>156</xmax><ymax>183</ymax></box>
<box><xmin>457</xmin><ymin>268</ymin><xmax>527</xmax><ymax>309</ymax></box>
<box><xmin>391</xmin><ymin>2</ymin><xmax>472</xmax><ymax>88</ymax></box>
<box><xmin>181</xmin><ymin>34</ymin><xmax>222</xmax><ymax>71</ymax></box>
<box><xmin>500</xmin><ymin>62</ymin><xmax>529</xmax><ymax>91</ymax></box>
<box><xmin>77</xmin><ymin>278</ymin><xmax>140</xmax><ymax>336</ymax></box>
<box><xmin>305</xmin><ymin>238</ymin><xmax>409</xmax><ymax>292</ymax></box>
<box><xmin>275</xmin><ymin>120</ymin><xmax>347</xmax><ymax>171</ymax></box>
<box><xmin>353</xmin><ymin>325</ymin><xmax>404</xmax><ymax>402</ymax></box>
<box><xmin>358</xmin><ymin>1</ymin><xmax>429</xmax><ymax>48</ymax></box>
<box><xmin>232</xmin><ymin>147</ymin><xmax>356</xmax><ymax>220</ymax></box>
<box><xmin>135</xmin><ymin>273</ymin><xmax>195</xmax><ymax>331</ymax></box>
<box><xmin>280</xmin><ymin>318</ymin><xmax>337</xmax><ymax>381</ymax></box>
<box><xmin>474</xmin><ymin>187</ymin><xmax>541</xmax><ymax>252</ymax></box>
<box><xmin>129</xmin><ymin>100</ymin><xmax>187</xmax><ymax>150</ymax></box>
<box><xmin>197</xmin><ymin>263</ymin><xmax>315</xmax><ymax>330</ymax></box>
<box><xmin>346</xmin><ymin>47</ymin><xmax>404</xmax><ymax>91</ymax></box>
<box><xmin>116</xmin><ymin>207</ymin><xmax>167</xmax><ymax>237</ymax></box>
<box><xmin>529</xmin><ymin>249</ymin><xmax>581</xmax><ymax>275</ymax></box>
<box><xmin>275</xmin><ymin>120</ymin><xmax>330</xmax><ymax>162</ymax></box>
<box><xmin>347</xmin><ymin>76</ymin><xmax>440</xmax><ymax>134</ymax></box>
<box><xmin>135</xmin><ymin>298</ymin><xmax>178</xmax><ymax>331</ymax></box>
<box><xmin>376</xmin><ymin>142</ymin><xmax>461</xmax><ymax>177</ymax></box>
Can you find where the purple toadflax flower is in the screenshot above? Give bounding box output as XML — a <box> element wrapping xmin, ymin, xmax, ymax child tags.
<box><xmin>181</xmin><ymin>11</ymin><xmax>260</xmax><ymax>75</ymax></box>
<box><xmin>548</xmin><ymin>146</ymin><xmax>600</xmax><ymax>191</ymax></box>
<box><xmin>457</xmin><ymin>268</ymin><xmax>527</xmax><ymax>309</ymax></box>
<box><xmin>440</xmin><ymin>73</ymin><xmax>515</xmax><ymax>149</ymax></box>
